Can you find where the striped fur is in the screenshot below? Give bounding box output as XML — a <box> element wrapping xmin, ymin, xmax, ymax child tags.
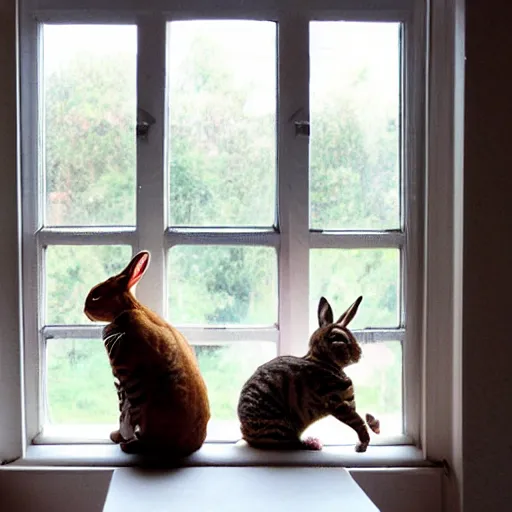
<box><xmin>84</xmin><ymin>251</ymin><xmax>210</xmax><ymax>456</ymax></box>
<box><xmin>237</xmin><ymin>296</ymin><xmax>379</xmax><ymax>453</ymax></box>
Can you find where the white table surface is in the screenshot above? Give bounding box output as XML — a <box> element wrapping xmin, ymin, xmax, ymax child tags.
<box><xmin>103</xmin><ymin>466</ymin><xmax>380</xmax><ymax>512</ymax></box>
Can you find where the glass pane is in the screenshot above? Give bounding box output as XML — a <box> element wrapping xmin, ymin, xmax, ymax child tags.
<box><xmin>46</xmin><ymin>338</ymin><xmax>118</xmax><ymax>424</ymax></box>
<box><xmin>309</xmin><ymin>22</ymin><xmax>400</xmax><ymax>230</ymax></box>
<box><xmin>46</xmin><ymin>245</ymin><xmax>132</xmax><ymax>324</ymax></box>
<box><xmin>167</xmin><ymin>21</ymin><xmax>276</xmax><ymax>227</ymax></box>
<box><xmin>195</xmin><ymin>342</ymin><xmax>276</xmax><ymax>438</ymax></box>
<box><xmin>310</xmin><ymin>249</ymin><xmax>400</xmax><ymax>330</ymax></box>
<box><xmin>42</xmin><ymin>25</ymin><xmax>136</xmax><ymax>226</ymax></box>
<box><xmin>168</xmin><ymin>246</ymin><xmax>277</xmax><ymax>325</ymax></box>
<box><xmin>303</xmin><ymin>341</ymin><xmax>402</xmax><ymax>442</ymax></box>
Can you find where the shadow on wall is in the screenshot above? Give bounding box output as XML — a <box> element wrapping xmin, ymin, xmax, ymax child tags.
<box><xmin>0</xmin><ymin>469</ymin><xmax>113</xmax><ymax>512</ymax></box>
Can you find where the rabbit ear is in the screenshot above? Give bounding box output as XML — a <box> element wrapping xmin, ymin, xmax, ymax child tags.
<box><xmin>318</xmin><ymin>297</ymin><xmax>334</xmax><ymax>327</ymax></box>
<box><xmin>123</xmin><ymin>251</ymin><xmax>150</xmax><ymax>291</ymax></box>
<box><xmin>337</xmin><ymin>296</ymin><xmax>363</xmax><ymax>327</ymax></box>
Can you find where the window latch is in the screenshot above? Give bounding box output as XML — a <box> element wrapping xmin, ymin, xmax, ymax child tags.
<box><xmin>288</xmin><ymin>107</ymin><xmax>310</xmax><ymax>137</ymax></box>
<box><xmin>136</xmin><ymin>107</ymin><xmax>156</xmax><ymax>141</ymax></box>
<box><xmin>294</xmin><ymin>120</ymin><xmax>310</xmax><ymax>137</ymax></box>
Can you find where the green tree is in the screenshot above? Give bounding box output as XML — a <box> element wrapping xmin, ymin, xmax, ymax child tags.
<box><xmin>45</xmin><ymin>53</ymin><xmax>136</xmax><ymax>226</ymax></box>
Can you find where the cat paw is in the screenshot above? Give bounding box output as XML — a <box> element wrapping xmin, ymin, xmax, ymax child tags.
<box><xmin>302</xmin><ymin>437</ymin><xmax>323</xmax><ymax>450</ymax></box>
<box><xmin>355</xmin><ymin>441</ymin><xmax>368</xmax><ymax>453</ymax></box>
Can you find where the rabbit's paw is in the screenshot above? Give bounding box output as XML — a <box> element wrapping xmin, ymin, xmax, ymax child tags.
<box><xmin>302</xmin><ymin>436</ymin><xmax>323</xmax><ymax>450</ymax></box>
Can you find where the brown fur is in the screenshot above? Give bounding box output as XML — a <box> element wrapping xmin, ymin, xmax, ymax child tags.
<box><xmin>237</xmin><ymin>296</ymin><xmax>380</xmax><ymax>453</ymax></box>
<box><xmin>84</xmin><ymin>251</ymin><xmax>210</xmax><ymax>456</ymax></box>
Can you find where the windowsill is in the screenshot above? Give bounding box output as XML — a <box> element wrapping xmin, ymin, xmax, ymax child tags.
<box><xmin>11</xmin><ymin>442</ymin><xmax>432</xmax><ymax>468</ymax></box>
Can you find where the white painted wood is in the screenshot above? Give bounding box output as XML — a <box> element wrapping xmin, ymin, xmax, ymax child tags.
<box><xmin>401</xmin><ymin>0</ymin><xmax>426</xmax><ymax>447</ymax></box>
<box><xmin>422</xmin><ymin>0</ymin><xmax>464</xmax><ymax>473</ymax></box>
<box><xmin>43</xmin><ymin>325</ymin><xmax>105</xmax><ymax>339</ymax></box>
<box><xmin>17</xmin><ymin>443</ymin><xmax>431</xmax><ymax>467</ymax></box>
<box><xmin>173</xmin><ymin>327</ymin><xmax>279</xmax><ymax>344</ymax></box>
<box><xmin>277</xmin><ymin>15</ymin><xmax>310</xmax><ymax>357</ymax></box>
<box><xmin>42</xmin><ymin>325</ymin><xmax>399</xmax><ymax>346</ymax></box>
<box><xmin>310</xmin><ymin>231</ymin><xmax>404</xmax><ymax>249</ymax></box>
<box><xmin>19</xmin><ymin>0</ymin><xmax>43</xmax><ymax>446</ymax></box>
<box><xmin>103</xmin><ymin>466</ymin><xmax>379</xmax><ymax>511</ymax></box>
<box><xmin>43</xmin><ymin>324</ymin><xmax>280</xmax><ymax>343</ymax></box>
<box><xmin>134</xmin><ymin>17</ymin><xmax>167</xmax><ymax>316</ymax></box>
<box><xmin>30</xmin><ymin>0</ymin><xmax>415</xmax><ymax>20</ymax></box>
<box><xmin>0</xmin><ymin>0</ymin><xmax>24</xmax><ymax>465</ymax></box>
<box><xmin>38</xmin><ymin>228</ymin><xmax>136</xmax><ymax>246</ymax></box>
<box><xmin>450</xmin><ymin>0</ymin><xmax>464</xmax><ymax>508</ymax></box>
<box><xmin>165</xmin><ymin>228</ymin><xmax>279</xmax><ymax>247</ymax></box>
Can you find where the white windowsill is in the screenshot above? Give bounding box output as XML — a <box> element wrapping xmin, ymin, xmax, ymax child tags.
<box><xmin>11</xmin><ymin>442</ymin><xmax>432</xmax><ymax>468</ymax></box>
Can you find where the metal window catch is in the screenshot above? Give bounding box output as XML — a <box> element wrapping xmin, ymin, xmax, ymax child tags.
<box><xmin>294</xmin><ymin>120</ymin><xmax>310</xmax><ymax>137</ymax></box>
<box><xmin>288</xmin><ymin>107</ymin><xmax>310</xmax><ymax>138</ymax></box>
<box><xmin>136</xmin><ymin>107</ymin><xmax>156</xmax><ymax>140</ymax></box>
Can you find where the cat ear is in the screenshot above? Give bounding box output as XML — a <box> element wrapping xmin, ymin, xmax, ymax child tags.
<box><xmin>318</xmin><ymin>297</ymin><xmax>334</xmax><ymax>327</ymax></box>
<box><xmin>337</xmin><ymin>296</ymin><xmax>363</xmax><ymax>327</ymax></box>
<box><xmin>123</xmin><ymin>251</ymin><xmax>150</xmax><ymax>291</ymax></box>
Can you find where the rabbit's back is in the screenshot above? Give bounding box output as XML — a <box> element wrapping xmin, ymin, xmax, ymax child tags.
<box><xmin>106</xmin><ymin>309</ymin><xmax>210</xmax><ymax>454</ymax></box>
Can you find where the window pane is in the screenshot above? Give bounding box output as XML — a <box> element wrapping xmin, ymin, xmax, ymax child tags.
<box><xmin>303</xmin><ymin>341</ymin><xmax>402</xmax><ymax>441</ymax></box>
<box><xmin>168</xmin><ymin>246</ymin><xmax>277</xmax><ymax>325</ymax></box>
<box><xmin>46</xmin><ymin>339</ymin><xmax>277</xmax><ymax>433</ymax></box>
<box><xmin>167</xmin><ymin>21</ymin><xmax>276</xmax><ymax>227</ymax></box>
<box><xmin>45</xmin><ymin>245</ymin><xmax>132</xmax><ymax>324</ymax></box>
<box><xmin>195</xmin><ymin>342</ymin><xmax>276</xmax><ymax>438</ymax></box>
<box><xmin>310</xmin><ymin>249</ymin><xmax>400</xmax><ymax>330</ymax></box>
<box><xmin>42</xmin><ymin>25</ymin><xmax>136</xmax><ymax>226</ymax></box>
<box><xmin>46</xmin><ymin>338</ymin><xmax>117</xmax><ymax>424</ymax></box>
<box><xmin>309</xmin><ymin>22</ymin><xmax>400</xmax><ymax>230</ymax></box>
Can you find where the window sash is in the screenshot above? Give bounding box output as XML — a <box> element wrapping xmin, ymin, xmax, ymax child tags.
<box><xmin>28</xmin><ymin>0</ymin><xmax>415</xmax><ymax>23</ymax></box>
<box><xmin>20</xmin><ymin>0</ymin><xmax>424</xmax><ymax>444</ymax></box>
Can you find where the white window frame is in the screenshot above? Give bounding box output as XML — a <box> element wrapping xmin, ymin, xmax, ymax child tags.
<box><xmin>14</xmin><ymin>0</ymin><xmax>427</xmax><ymax>452</ymax></box>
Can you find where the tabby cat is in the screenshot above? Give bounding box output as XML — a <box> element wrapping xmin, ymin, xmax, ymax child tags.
<box><xmin>84</xmin><ymin>250</ymin><xmax>210</xmax><ymax>456</ymax></box>
<box><xmin>237</xmin><ymin>296</ymin><xmax>379</xmax><ymax>452</ymax></box>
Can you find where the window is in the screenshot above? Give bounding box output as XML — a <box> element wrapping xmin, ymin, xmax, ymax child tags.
<box><xmin>20</xmin><ymin>0</ymin><xmax>424</xmax><ymax>446</ymax></box>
